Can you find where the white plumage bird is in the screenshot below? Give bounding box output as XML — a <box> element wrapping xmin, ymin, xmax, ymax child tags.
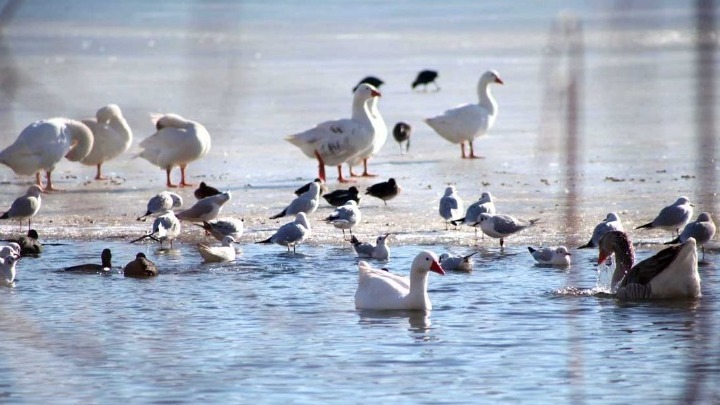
<box><xmin>80</xmin><ymin>104</ymin><xmax>133</xmax><ymax>180</ymax></box>
<box><xmin>198</xmin><ymin>236</ymin><xmax>236</xmax><ymax>263</ymax></box>
<box><xmin>439</xmin><ymin>186</ymin><xmax>464</xmax><ymax>230</ymax></box>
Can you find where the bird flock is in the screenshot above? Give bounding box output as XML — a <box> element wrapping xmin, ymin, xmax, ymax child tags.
<box><xmin>0</xmin><ymin>70</ymin><xmax>713</xmax><ymax>310</ymax></box>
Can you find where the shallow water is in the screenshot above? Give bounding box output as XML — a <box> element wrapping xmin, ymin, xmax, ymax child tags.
<box><xmin>1</xmin><ymin>241</ymin><xmax>718</xmax><ymax>402</ymax></box>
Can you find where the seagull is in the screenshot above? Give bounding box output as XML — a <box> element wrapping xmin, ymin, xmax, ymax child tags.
<box><xmin>131</xmin><ymin>209</ymin><xmax>181</xmax><ymax>249</ymax></box>
<box><xmin>365</xmin><ymin>178</ymin><xmax>401</xmax><ymax>205</ymax></box>
<box><xmin>325</xmin><ymin>200</ymin><xmax>361</xmax><ymax>238</ymax></box>
<box><xmin>425</xmin><ymin>70</ymin><xmax>503</xmax><ymax>159</ymax></box>
<box><xmin>137</xmin><ymin>113</ymin><xmax>211</xmax><ymax>188</ymax></box>
<box><xmin>256</xmin><ymin>212</ymin><xmax>311</xmax><ymax>253</ymax></box>
<box><xmin>350</xmin><ymin>234</ymin><xmax>391</xmax><ymax>260</ymax></box>
<box><xmin>0</xmin><ymin>185</ymin><xmax>42</xmax><ymax>231</ymax></box>
<box><xmin>64</xmin><ymin>248</ymin><xmax>112</xmax><ymax>273</ymax></box>
<box><xmin>0</xmin><ymin>118</ymin><xmax>94</xmax><ymax>191</ymax></box>
<box><xmin>0</xmin><ymin>243</ymin><xmax>20</xmax><ymax>259</ymax></box>
<box><xmin>176</xmin><ymin>191</ymin><xmax>231</xmax><ymax>222</ymax></box>
<box><xmin>392</xmin><ymin>122</ymin><xmax>411</xmax><ymax>154</ymax></box>
<box><xmin>193</xmin><ymin>218</ymin><xmax>244</xmax><ymax>242</ymax></box>
<box><xmin>137</xmin><ymin>191</ymin><xmax>183</xmax><ymax>221</ymax></box>
<box><xmin>665</xmin><ymin>212</ymin><xmax>716</xmax><ymax>261</ymax></box>
<box><xmin>450</xmin><ymin>191</ymin><xmax>496</xmax><ymax>236</ymax></box>
<box><xmin>578</xmin><ymin>212</ymin><xmax>624</xmax><ymax>249</ymax></box>
<box><xmin>439</xmin><ymin>186</ymin><xmax>464</xmax><ymax>230</ymax></box>
<box><xmin>80</xmin><ymin>104</ymin><xmax>133</xmax><ymax>180</ymax></box>
<box><xmin>194</xmin><ymin>181</ymin><xmax>221</xmax><ymax>200</ymax></box>
<box><xmin>323</xmin><ymin>186</ymin><xmax>360</xmax><ymax>207</ymax></box>
<box><xmin>0</xmin><ymin>254</ymin><xmax>20</xmax><ymax>286</ymax></box>
<box><xmin>352</xmin><ymin>76</ymin><xmax>384</xmax><ymax>92</ymax></box>
<box><xmin>198</xmin><ymin>236</ymin><xmax>236</xmax><ymax>263</ymax></box>
<box><xmin>439</xmin><ymin>252</ymin><xmax>477</xmax><ymax>272</ymax></box>
<box><xmin>294</xmin><ymin>178</ymin><xmax>325</xmax><ymax>196</ymax></box>
<box><xmin>528</xmin><ymin>246</ymin><xmax>571</xmax><ymax>266</ymax></box>
<box><xmin>635</xmin><ymin>196</ymin><xmax>693</xmax><ymax>236</ymax></box>
<box><xmin>123</xmin><ymin>253</ymin><xmax>159</xmax><ymax>278</ymax></box>
<box><xmin>412</xmin><ymin>69</ymin><xmax>440</xmax><ymax>92</ymax></box>
<box><xmin>473</xmin><ymin>213</ymin><xmax>539</xmax><ymax>247</ymax></box>
<box><xmin>270</xmin><ymin>181</ymin><xmax>320</xmax><ymax>219</ymax></box>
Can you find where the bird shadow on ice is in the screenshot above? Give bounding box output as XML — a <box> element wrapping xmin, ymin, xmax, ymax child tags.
<box><xmin>384</xmin><ymin>159</ymin><xmax>442</xmax><ymax>166</ymax></box>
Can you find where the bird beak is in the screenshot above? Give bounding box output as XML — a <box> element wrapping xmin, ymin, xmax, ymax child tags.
<box><xmin>597</xmin><ymin>252</ymin><xmax>609</xmax><ymax>265</ymax></box>
<box><xmin>430</xmin><ymin>260</ymin><xmax>445</xmax><ymax>275</ymax></box>
<box><xmin>495</xmin><ymin>77</ymin><xmax>504</xmax><ymax>85</ymax></box>
<box><xmin>371</xmin><ymin>89</ymin><xmax>382</xmax><ymax>97</ymax></box>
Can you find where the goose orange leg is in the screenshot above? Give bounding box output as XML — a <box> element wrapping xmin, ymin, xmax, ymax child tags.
<box><xmin>166</xmin><ymin>168</ymin><xmax>177</xmax><ymax>188</ymax></box>
<box><xmin>179</xmin><ymin>164</ymin><xmax>193</xmax><ymax>187</ymax></box>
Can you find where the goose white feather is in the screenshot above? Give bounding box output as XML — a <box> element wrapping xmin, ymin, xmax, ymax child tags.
<box><xmin>81</xmin><ymin>104</ymin><xmax>133</xmax><ymax>180</ymax></box>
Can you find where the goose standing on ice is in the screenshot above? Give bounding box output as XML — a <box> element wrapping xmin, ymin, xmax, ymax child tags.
<box><xmin>425</xmin><ymin>70</ymin><xmax>503</xmax><ymax>159</ymax></box>
<box><xmin>80</xmin><ymin>104</ymin><xmax>133</xmax><ymax>180</ymax></box>
<box><xmin>0</xmin><ymin>118</ymin><xmax>94</xmax><ymax>191</ymax></box>
<box><xmin>347</xmin><ymin>93</ymin><xmax>387</xmax><ymax>177</ymax></box>
<box><xmin>138</xmin><ymin>113</ymin><xmax>211</xmax><ymax>188</ymax></box>
<box><xmin>285</xmin><ymin>83</ymin><xmax>380</xmax><ymax>183</ymax></box>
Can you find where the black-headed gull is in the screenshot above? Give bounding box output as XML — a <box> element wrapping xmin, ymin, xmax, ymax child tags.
<box><xmin>439</xmin><ymin>251</ymin><xmax>477</xmax><ymax>272</ymax></box>
<box><xmin>194</xmin><ymin>218</ymin><xmax>244</xmax><ymax>242</ymax></box>
<box><xmin>352</xmin><ymin>76</ymin><xmax>384</xmax><ymax>92</ymax></box>
<box><xmin>350</xmin><ymin>234</ymin><xmax>391</xmax><ymax>260</ymax></box>
<box><xmin>0</xmin><ymin>185</ymin><xmax>42</xmax><ymax>231</ymax></box>
<box><xmin>123</xmin><ymin>253</ymin><xmax>158</xmax><ymax>278</ymax></box>
<box><xmin>598</xmin><ymin>231</ymin><xmax>700</xmax><ymax>299</ymax></box>
<box><xmin>325</xmin><ymin>200</ymin><xmax>361</xmax><ymax>238</ymax></box>
<box><xmin>137</xmin><ymin>191</ymin><xmax>183</xmax><ymax>221</ymax></box>
<box><xmin>412</xmin><ymin>69</ymin><xmax>440</xmax><ymax>92</ymax></box>
<box><xmin>194</xmin><ymin>182</ymin><xmax>221</xmax><ymax>200</ymax></box>
<box><xmin>354</xmin><ymin>250</ymin><xmax>445</xmax><ymax>310</ymax></box>
<box><xmin>132</xmin><ymin>210</ymin><xmax>181</xmax><ymax>249</ymax></box>
<box><xmin>473</xmin><ymin>213</ymin><xmax>539</xmax><ymax>247</ymax></box>
<box><xmin>80</xmin><ymin>104</ymin><xmax>133</xmax><ymax>180</ymax></box>
<box><xmin>528</xmin><ymin>246</ymin><xmax>571</xmax><ymax>266</ymax></box>
<box><xmin>198</xmin><ymin>236</ymin><xmax>236</xmax><ymax>263</ymax></box>
<box><xmin>439</xmin><ymin>186</ymin><xmax>464</xmax><ymax>230</ymax></box>
<box><xmin>665</xmin><ymin>212</ymin><xmax>716</xmax><ymax>261</ymax></box>
<box><xmin>365</xmin><ymin>178</ymin><xmax>401</xmax><ymax>205</ymax></box>
<box><xmin>270</xmin><ymin>181</ymin><xmax>320</xmax><ymax>219</ymax></box>
<box><xmin>451</xmin><ymin>192</ymin><xmax>495</xmax><ymax>231</ymax></box>
<box><xmin>257</xmin><ymin>212</ymin><xmax>311</xmax><ymax>253</ymax></box>
<box><xmin>578</xmin><ymin>212</ymin><xmax>624</xmax><ymax>249</ymax></box>
<box><xmin>635</xmin><ymin>196</ymin><xmax>693</xmax><ymax>236</ymax></box>
<box><xmin>425</xmin><ymin>70</ymin><xmax>503</xmax><ymax>159</ymax></box>
<box><xmin>137</xmin><ymin>113</ymin><xmax>211</xmax><ymax>188</ymax></box>
<box><xmin>285</xmin><ymin>83</ymin><xmax>380</xmax><ymax>183</ymax></box>
<box><xmin>294</xmin><ymin>178</ymin><xmax>325</xmax><ymax>196</ymax></box>
<box><xmin>177</xmin><ymin>191</ymin><xmax>231</xmax><ymax>222</ymax></box>
<box><xmin>0</xmin><ymin>118</ymin><xmax>94</xmax><ymax>191</ymax></box>
<box><xmin>64</xmin><ymin>249</ymin><xmax>112</xmax><ymax>273</ymax></box>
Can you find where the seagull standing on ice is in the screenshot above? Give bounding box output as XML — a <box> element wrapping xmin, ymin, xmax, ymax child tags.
<box><xmin>439</xmin><ymin>186</ymin><xmax>464</xmax><ymax>230</ymax></box>
<box><xmin>0</xmin><ymin>185</ymin><xmax>42</xmax><ymax>231</ymax></box>
<box><xmin>257</xmin><ymin>213</ymin><xmax>311</xmax><ymax>253</ymax></box>
<box><xmin>635</xmin><ymin>196</ymin><xmax>693</xmax><ymax>236</ymax></box>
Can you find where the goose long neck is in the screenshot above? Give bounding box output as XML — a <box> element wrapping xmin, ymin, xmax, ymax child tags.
<box><xmin>477</xmin><ymin>81</ymin><xmax>498</xmax><ymax>115</ymax></box>
<box><xmin>408</xmin><ymin>269</ymin><xmax>429</xmax><ymax>305</ymax></box>
<box><xmin>64</xmin><ymin>120</ymin><xmax>94</xmax><ymax>161</ymax></box>
<box><xmin>351</xmin><ymin>96</ymin><xmax>373</xmax><ymax>122</ymax></box>
<box><xmin>611</xmin><ymin>240</ymin><xmax>635</xmax><ymax>287</ymax></box>
<box><xmin>109</xmin><ymin>115</ymin><xmax>133</xmax><ymax>141</ymax></box>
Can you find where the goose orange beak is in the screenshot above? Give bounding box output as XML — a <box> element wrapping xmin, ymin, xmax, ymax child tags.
<box><xmin>430</xmin><ymin>260</ymin><xmax>445</xmax><ymax>275</ymax></box>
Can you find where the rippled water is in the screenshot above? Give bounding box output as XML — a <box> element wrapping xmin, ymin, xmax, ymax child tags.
<box><xmin>1</xmin><ymin>240</ymin><xmax>717</xmax><ymax>402</ymax></box>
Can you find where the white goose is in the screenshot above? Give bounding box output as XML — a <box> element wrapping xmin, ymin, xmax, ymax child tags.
<box><xmin>598</xmin><ymin>230</ymin><xmax>701</xmax><ymax>300</ymax></box>
<box><xmin>347</xmin><ymin>96</ymin><xmax>387</xmax><ymax>177</ymax></box>
<box><xmin>285</xmin><ymin>83</ymin><xmax>380</xmax><ymax>183</ymax></box>
<box><xmin>425</xmin><ymin>70</ymin><xmax>503</xmax><ymax>159</ymax></box>
<box><xmin>355</xmin><ymin>250</ymin><xmax>445</xmax><ymax>310</ymax></box>
<box><xmin>138</xmin><ymin>113</ymin><xmax>211</xmax><ymax>188</ymax></box>
<box><xmin>80</xmin><ymin>104</ymin><xmax>133</xmax><ymax>180</ymax></box>
<box><xmin>0</xmin><ymin>118</ymin><xmax>94</xmax><ymax>191</ymax></box>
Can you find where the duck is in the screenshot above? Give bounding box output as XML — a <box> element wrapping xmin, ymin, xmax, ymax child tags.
<box><xmin>578</xmin><ymin>212</ymin><xmax>624</xmax><ymax>249</ymax></box>
<box><xmin>137</xmin><ymin>191</ymin><xmax>183</xmax><ymax>221</ymax></box>
<box><xmin>0</xmin><ymin>118</ymin><xmax>94</xmax><ymax>191</ymax></box>
<box><xmin>412</xmin><ymin>69</ymin><xmax>440</xmax><ymax>92</ymax></box>
<box><xmin>123</xmin><ymin>253</ymin><xmax>159</xmax><ymax>278</ymax></box>
<box><xmin>350</xmin><ymin>234</ymin><xmax>391</xmax><ymax>260</ymax></box>
<box><xmin>352</xmin><ymin>76</ymin><xmax>384</xmax><ymax>92</ymax></box>
<box><xmin>451</xmin><ymin>191</ymin><xmax>496</xmax><ymax>237</ymax></box>
<box><xmin>15</xmin><ymin>229</ymin><xmax>43</xmax><ymax>256</ymax></box>
<box><xmin>598</xmin><ymin>230</ymin><xmax>700</xmax><ymax>300</ymax></box>
<box><xmin>137</xmin><ymin>113</ymin><xmax>211</xmax><ymax>188</ymax></box>
<box><xmin>528</xmin><ymin>246</ymin><xmax>571</xmax><ymax>266</ymax></box>
<box><xmin>0</xmin><ymin>254</ymin><xmax>20</xmax><ymax>286</ymax></box>
<box><xmin>365</xmin><ymin>178</ymin><xmax>401</xmax><ymax>205</ymax></box>
<box><xmin>439</xmin><ymin>186</ymin><xmax>464</xmax><ymax>230</ymax></box>
<box><xmin>392</xmin><ymin>122</ymin><xmax>411</xmax><ymax>154</ymax></box>
<box><xmin>424</xmin><ymin>70</ymin><xmax>503</xmax><ymax>159</ymax></box>
<box><xmin>285</xmin><ymin>83</ymin><xmax>380</xmax><ymax>183</ymax></box>
<box><xmin>0</xmin><ymin>185</ymin><xmax>42</xmax><ymax>231</ymax></box>
<box><xmin>270</xmin><ymin>181</ymin><xmax>320</xmax><ymax>219</ymax></box>
<box><xmin>325</xmin><ymin>200</ymin><xmax>361</xmax><ymax>238</ymax></box>
<box><xmin>347</xmin><ymin>93</ymin><xmax>387</xmax><ymax>177</ymax></box>
<box><xmin>323</xmin><ymin>186</ymin><xmax>360</xmax><ymax>207</ymax></box>
<box><xmin>80</xmin><ymin>104</ymin><xmax>133</xmax><ymax>180</ymax></box>
<box><xmin>439</xmin><ymin>252</ymin><xmax>477</xmax><ymax>272</ymax></box>
<box><xmin>256</xmin><ymin>212</ymin><xmax>311</xmax><ymax>253</ymax></box>
<box><xmin>665</xmin><ymin>212</ymin><xmax>716</xmax><ymax>261</ymax></box>
<box><xmin>176</xmin><ymin>191</ymin><xmax>231</xmax><ymax>223</ymax></box>
<box><xmin>194</xmin><ymin>181</ymin><xmax>221</xmax><ymax>200</ymax></box>
<box><xmin>64</xmin><ymin>248</ymin><xmax>112</xmax><ymax>273</ymax></box>
<box><xmin>193</xmin><ymin>218</ymin><xmax>244</xmax><ymax>242</ymax></box>
<box><xmin>635</xmin><ymin>196</ymin><xmax>693</xmax><ymax>236</ymax></box>
<box><xmin>198</xmin><ymin>236</ymin><xmax>236</xmax><ymax>263</ymax></box>
<box><xmin>473</xmin><ymin>213</ymin><xmax>539</xmax><ymax>247</ymax></box>
<box><xmin>354</xmin><ymin>250</ymin><xmax>445</xmax><ymax>310</ymax></box>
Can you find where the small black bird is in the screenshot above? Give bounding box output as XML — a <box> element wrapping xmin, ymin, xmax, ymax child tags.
<box><xmin>123</xmin><ymin>253</ymin><xmax>159</xmax><ymax>278</ymax></box>
<box><xmin>294</xmin><ymin>178</ymin><xmax>324</xmax><ymax>196</ymax></box>
<box><xmin>366</xmin><ymin>178</ymin><xmax>401</xmax><ymax>206</ymax></box>
<box><xmin>392</xmin><ymin>122</ymin><xmax>412</xmax><ymax>154</ymax></box>
<box><xmin>64</xmin><ymin>248</ymin><xmax>112</xmax><ymax>273</ymax></box>
<box><xmin>194</xmin><ymin>182</ymin><xmax>222</xmax><ymax>200</ymax></box>
<box><xmin>323</xmin><ymin>186</ymin><xmax>360</xmax><ymax>207</ymax></box>
<box><xmin>412</xmin><ymin>70</ymin><xmax>439</xmax><ymax>92</ymax></box>
<box><xmin>353</xmin><ymin>76</ymin><xmax>384</xmax><ymax>92</ymax></box>
<box><xmin>8</xmin><ymin>229</ymin><xmax>43</xmax><ymax>256</ymax></box>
